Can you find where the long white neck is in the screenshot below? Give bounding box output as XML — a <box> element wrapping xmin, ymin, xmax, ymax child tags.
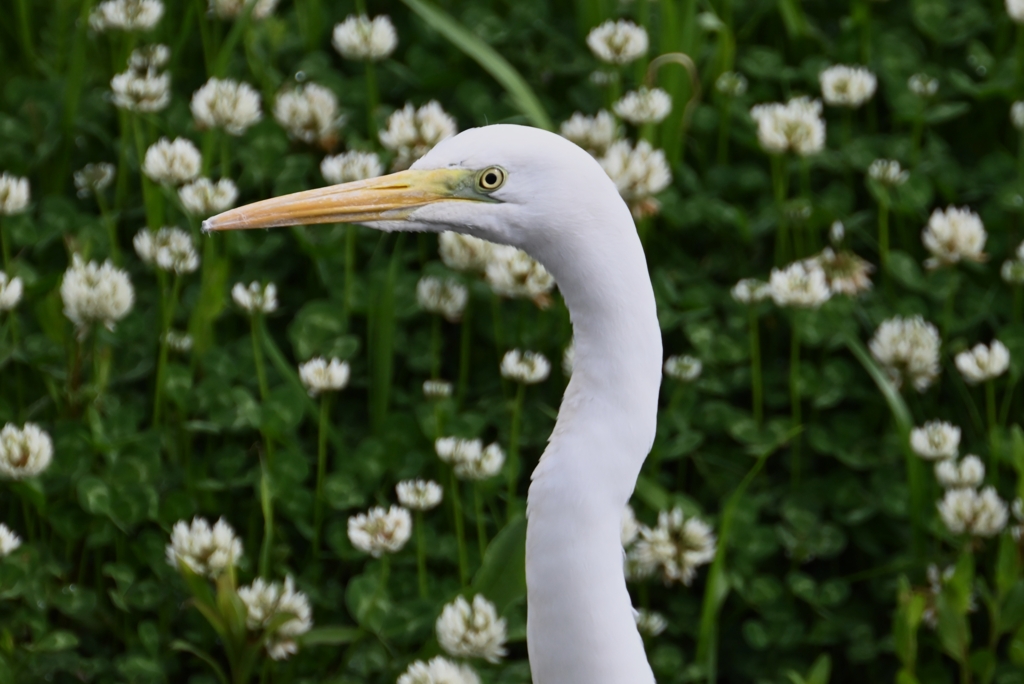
<box><xmin>524</xmin><ymin>216</ymin><xmax>662</xmax><ymax>684</ymax></box>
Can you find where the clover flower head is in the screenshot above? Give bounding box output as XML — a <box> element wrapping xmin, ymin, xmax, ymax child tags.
<box><xmin>630</xmin><ymin>508</ymin><xmax>716</xmax><ymax>585</ymax></box>
<box><xmin>586</xmin><ymin>20</ymin><xmax>648</xmax><ymax>64</ymax></box>
<box><xmin>111</xmin><ymin>68</ymin><xmax>171</xmax><ymax>113</ymax></box>
<box><xmin>165</xmin><ymin>330</ymin><xmax>193</xmax><ymax>353</ymax></box>
<box><xmin>274</xmin><ymin>83</ymin><xmax>342</xmax><ymax>146</ymax></box>
<box><xmin>908</xmin><ymin>73</ymin><xmax>939</xmax><ymax>98</ymax></box>
<box><xmin>143</xmin><ymin>138</ymin><xmax>202</xmax><ymax>185</ymax></box>
<box><xmin>614</xmin><ymin>88</ymin><xmax>672</xmax><ymax>125</ymax></box>
<box><xmin>439</xmin><ymin>232</ymin><xmax>496</xmax><ymax>273</ymax></box>
<box><xmin>910</xmin><ymin>421</ymin><xmax>961</xmax><ymax>460</ymax></box>
<box><xmin>436</xmin><ymin>594</ymin><xmax>508</xmax><ymax>663</ymax></box>
<box><xmin>750</xmin><ymin>97</ymin><xmax>825</xmax><ymax>156</ymax></box>
<box><xmin>731</xmin><ymin>278</ymin><xmax>771</xmax><ymax>304</ymax></box>
<box><xmin>396</xmin><ymin>479</ymin><xmax>443</xmax><ymax>511</ymax></box>
<box><xmin>819</xmin><ymin>65</ymin><xmax>877</xmax><ymax>108</ymax></box>
<box><xmin>423</xmin><ymin>379</ymin><xmax>453</xmax><ymax>399</ymax></box>
<box><xmin>237</xmin><ymin>576</ymin><xmax>313</xmax><ymax>660</ymax></box>
<box><xmin>209</xmin><ymin>0</ymin><xmax>279</xmax><ymax>20</ymax></box>
<box><xmin>127</xmin><ymin>44</ymin><xmax>169</xmax><ymax>71</ymax></box>
<box><xmin>955</xmin><ymin>340</ymin><xmax>1010</xmax><ymax>384</ymax></box>
<box><xmin>1008</xmin><ymin>0</ymin><xmax>1024</xmax><ymax>24</ymax></box>
<box><xmin>191</xmin><ymin>78</ymin><xmax>262</xmax><ymax>135</ymax></box>
<box><xmin>815</xmin><ymin>247</ymin><xmax>873</xmax><ymax>296</ymax></box>
<box><xmin>380</xmin><ymin>101</ymin><xmax>457</xmax><ymax>170</ymax></box>
<box><xmin>868</xmin><ymin>159</ymin><xmax>909</xmax><ymax>187</ymax></box>
<box><xmin>0</xmin><ymin>272</ymin><xmax>24</xmax><ymax>312</ymax></box>
<box><xmin>0</xmin><ymin>523</ymin><xmax>21</xmax><ymax>558</ymax></box>
<box><xmin>0</xmin><ymin>173</ymin><xmax>30</xmax><ymax>215</ymax></box>
<box><xmin>500</xmin><ymin>349</ymin><xmax>550</xmax><ymax>384</ymax></box>
<box><xmin>635</xmin><ymin>609</ymin><xmax>668</xmax><ymax>637</ymax></box>
<box><xmin>348</xmin><ymin>506</ymin><xmax>412</xmax><ymax>557</ymax></box>
<box><xmin>231</xmin><ymin>281</ymin><xmax>278</xmax><ymax>314</ymax></box>
<box><xmin>769</xmin><ymin>259</ymin><xmax>832</xmax><ymax>308</ymax></box>
<box><xmin>485</xmin><ymin>246</ymin><xmax>556</xmax><ymax>303</ymax></box>
<box><xmin>560</xmin><ymin>110</ymin><xmax>618</xmax><ymax>157</ymax></box>
<box><xmin>935</xmin><ymin>455</ymin><xmax>985</xmax><ymax>490</ymax></box>
<box><xmin>663</xmin><ymin>355</ymin><xmax>702</xmax><ymax>382</ymax></box>
<box><xmin>89</xmin><ymin>0</ymin><xmax>164</xmax><ymax>31</ymax></box>
<box><xmin>938</xmin><ymin>486</ymin><xmax>1008</xmax><ymax>537</ymax></box>
<box><xmin>321</xmin><ymin>151</ymin><xmax>383</xmax><ymax>184</ymax></box>
<box><xmin>179</xmin><ymin>178</ymin><xmax>238</xmax><ymax>217</ymax></box>
<box><xmin>165</xmin><ymin>516</ymin><xmax>243</xmax><ymax>577</ymax></box>
<box><xmin>0</xmin><ymin>423</ymin><xmax>54</xmax><ymax>480</ymax></box>
<box><xmin>715</xmin><ymin>71</ymin><xmax>748</xmax><ymax>97</ymax></box>
<box><xmin>332</xmin><ymin>14</ymin><xmax>398</xmax><ymax>61</ymax></box>
<box><xmin>599</xmin><ymin>139</ymin><xmax>672</xmax><ymax>219</ymax></box>
<box><xmin>417</xmin><ymin>276</ymin><xmax>468</xmax><ymax>322</ymax></box>
<box><xmin>922</xmin><ymin>206</ymin><xmax>986</xmax><ymax>269</ymax></box>
<box><xmin>562</xmin><ymin>339</ymin><xmax>575</xmax><ymax>377</ymax></box>
<box><xmin>133</xmin><ymin>227</ymin><xmax>200</xmax><ymax>274</ymax></box>
<box><xmin>869</xmin><ymin>316</ymin><xmax>941</xmax><ymax>392</ymax></box>
<box><xmin>74</xmin><ymin>163</ymin><xmax>116</xmax><ymax>198</ymax></box>
<box><xmin>397</xmin><ymin>657</ymin><xmax>480</xmax><ymax>684</ymax></box>
<box><xmin>61</xmin><ymin>255</ymin><xmax>135</xmax><ymax>333</ymax></box>
<box><xmin>456</xmin><ymin>442</ymin><xmax>505</xmax><ymax>481</ymax></box>
<box><xmin>298</xmin><ymin>357</ymin><xmax>350</xmax><ymax>396</ymax></box>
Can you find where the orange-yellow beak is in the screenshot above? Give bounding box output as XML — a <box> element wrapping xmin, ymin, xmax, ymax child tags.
<box><xmin>202</xmin><ymin>167</ymin><xmax>481</xmax><ymax>232</ymax></box>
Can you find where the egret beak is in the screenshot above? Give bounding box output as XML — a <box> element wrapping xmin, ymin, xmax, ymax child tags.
<box><xmin>202</xmin><ymin>168</ymin><xmax>482</xmax><ymax>232</ymax></box>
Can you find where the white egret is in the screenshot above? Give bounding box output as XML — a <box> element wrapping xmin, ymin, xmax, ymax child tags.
<box><xmin>204</xmin><ymin>125</ymin><xmax>662</xmax><ymax>684</ymax></box>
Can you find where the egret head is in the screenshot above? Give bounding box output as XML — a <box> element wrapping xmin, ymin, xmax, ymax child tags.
<box><xmin>202</xmin><ymin>124</ymin><xmax>630</xmax><ymax>256</ymax></box>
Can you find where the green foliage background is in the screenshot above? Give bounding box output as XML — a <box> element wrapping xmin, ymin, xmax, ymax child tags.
<box><xmin>4</xmin><ymin>0</ymin><xmax>1024</xmax><ymax>682</ymax></box>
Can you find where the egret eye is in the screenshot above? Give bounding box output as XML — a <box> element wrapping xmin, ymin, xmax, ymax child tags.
<box><xmin>477</xmin><ymin>166</ymin><xmax>507</xmax><ymax>192</ymax></box>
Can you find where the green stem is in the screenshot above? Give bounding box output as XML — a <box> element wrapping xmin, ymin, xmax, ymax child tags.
<box><xmin>1017</xmin><ymin>24</ymin><xmax>1024</xmax><ymax>91</ymax></box>
<box><xmin>987</xmin><ymin>379</ymin><xmax>999</xmax><ymax>489</ymax></box>
<box><xmin>259</xmin><ymin>455</ymin><xmax>274</xmax><ymax>578</ymax></box>
<box><xmin>771</xmin><ymin>154</ymin><xmax>789</xmax><ymax>265</ymax></box>
<box><xmin>507</xmin><ymin>383</ymin><xmax>525</xmax><ymax>521</ymax></box>
<box><xmin>152</xmin><ymin>275</ymin><xmax>182</xmax><ymax>426</ymax></box>
<box><xmin>450</xmin><ymin>470</ymin><xmax>468</xmax><ymax>585</ymax></box>
<box><xmin>95</xmin><ymin>192</ymin><xmax>120</xmax><ymax>264</ymax></box>
<box><xmin>749</xmin><ymin>308</ymin><xmax>762</xmax><ymax>425</ymax></box>
<box><xmin>365</xmin><ymin>61</ymin><xmax>379</xmax><ymax>142</ymax></box>
<box><xmin>343</xmin><ymin>226</ymin><xmax>356</xmax><ymax>331</ymax></box>
<box><xmin>716</xmin><ymin>99</ymin><xmax>731</xmax><ymax>166</ymax></box>
<box><xmin>790</xmin><ymin>322</ymin><xmax>801</xmax><ymax>488</ymax></box>
<box><xmin>251</xmin><ymin>315</ymin><xmax>270</xmax><ymax>402</ymax></box>
<box><xmin>415</xmin><ymin>510</ymin><xmax>427</xmax><ymax>598</ymax></box>
<box><xmin>312</xmin><ymin>394</ymin><xmax>330</xmax><ymax>557</ymax></box>
<box><xmin>878</xmin><ymin>200</ymin><xmax>890</xmax><ymax>270</ymax></box>
<box><xmin>132</xmin><ymin>115</ymin><xmax>161</xmax><ymax>228</ymax></box>
<box><xmin>430</xmin><ymin>315</ymin><xmax>441</xmax><ymax>378</ymax></box>
<box><xmin>457</xmin><ymin>303</ymin><xmax>471</xmax><ymax>408</ymax></box>
<box><xmin>473</xmin><ymin>483</ymin><xmax>487</xmax><ymax>558</ymax></box>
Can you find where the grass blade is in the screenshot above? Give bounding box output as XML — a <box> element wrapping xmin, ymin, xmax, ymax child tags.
<box><xmin>399</xmin><ymin>0</ymin><xmax>553</xmax><ymax>131</ymax></box>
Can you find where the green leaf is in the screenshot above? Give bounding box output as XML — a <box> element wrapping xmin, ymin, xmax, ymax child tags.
<box><xmin>77</xmin><ymin>476</ymin><xmax>111</xmax><ymax>516</ymax></box>
<box><xmin>399</xmin><ymin>0</ymin><xmax>553</xmax><ymax>130</ymax></box>
<box><xmin>806</xmin><ymin>654</ymin><xmax>832</xmax><ymax>684</ymax></box>
<box><xmin>287</xmin><ymin>299</ymin><xmax>359</xmax><ymax>362</ymax></box>
<box><xmin>471</xmin><ymin>514</ymin><xmax>527</xmax><ymax>614</ymax></box>
<box><xmin>171</xmin><ymin>640</ymin><xmax>230</xmax><ymax>684</ymax></box>
<box><xmin>997</xmin><ymin>533</ymin><xmax>1021</xmax><ymax>600</ymax></box>
<box><xmin>345</xmin><ymin>572</ymin><xmax>391</xmax><ymax>633</ymax></box>
<box><xmin>299</xmin><ymin>626</ymin><xmax>364</xmax><ymax>646</ymax></box>
<box><xmin>25</xmin><ymin>630</ymin><xmax>79</xmax><ymax>652</ymax></box>
<box><xmin>1001</xmin><ymin>581</ymin><xmax>1024</xmax><ymax>635</ymax></box>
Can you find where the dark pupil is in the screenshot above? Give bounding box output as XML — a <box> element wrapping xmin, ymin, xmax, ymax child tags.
<box><xmin>484</xmin><ymin>172</ymin><xmax>498</xmax><ymax>186</ymax></box>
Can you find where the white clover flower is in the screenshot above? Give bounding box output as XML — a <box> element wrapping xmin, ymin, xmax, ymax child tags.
<box><xmin>61</xmin><ymin>255</ymin><xmax>135</xmax><ymax>332</ymax></box>
<box><xmin>869</xmin><ymin>316</ymin><xmax>941</xmax><ymax>392</ymax></box>
<box><xmin>1013</xmin><ymin>102</ymin><xmax>1024</xmax><ymax>131</ymax></box>
<box><xmin>586</xmin><ymin>20</ymin><xmax>648</xmax><ymax>64</ymax></box>
<box><xmin>127</xmin><ymin>44</ymin><xmax>170</xmax><ymax>71</ymax></box>
<box><xmin>423</xmin><ymin>379</ymin><xmax>453</xmax><ymax>399</ymax></box>
<box><xmin>454</xmin><ymin>442</ymin><xmax>505</xmax><ymax>481</ymax></box>
<box><xmin>110</xmin><ymin>68</ymin><xmax>171</xmax><ymax>113</ymax></box>
<box><xmin>0</xmin><ymin>423</ymin><xmax>54</xmax><ymax>480</ymax></box>
<box><xmin>435</xmin><ymin>436</ymin><xmax>481</xmax><ymax>465</ymax></box>
<box><xmin>347</xmin><ymin>506</ymin><xmax>412</xmax><ymax>557</ymax></box>
<box><xmin>0</xmin><ymin>173</ymin><xmax>30</xmax><ymax>215</ymax></box>
<box><xmin>910</xmin><ymin>421</ymin><xmax>960</xmax><ymax>460</ymax></box>
<box><xmin>922</xmin><ymin>206</ymin><xmax>986</xmax><ymax>269</ymax></box>
<box><xmin>417</xmin><ymin>276</ymin><xmax>468</xmax><ymax>322</ymax></box>
<box><xmin>165</xmin><ymin>330</ymin><xmax>193</xmax><ymax>353</ymax></box>
<box><xmin>1012</xmin><ymin>499</ymin><xmax>1024</xmax><ymax>541</ymax></box>
<box><xmin>321</xmin><ymin>150</ymin><xmax>383</xmax><ymax>184</ymax></box>
<box><xmin>143</xmin><ymin>138</ymin><xmax>202</xmax><ymax>185</ymax></box>
<box><xmin>298</xmin><ymin>357</ymin><xmax>350</xmax><ymax>396</ymax></box>
<box><xmin>133</xmin><ymin>227</ymin><xmax>200</xmax><ymax>274</ymax></box>
<box><xmin>868</xmin><ymin>159</ymin><xmax>909</xmax><ymax>187</ymax></box>
<box><xmin>500</xmin><ymin>349</ymin><xmax>550</xmax><ymax>384</ymax></box>
<box><xmin>750</xmin><ymin>97</ymin><xmax>825</xmax><ymax>156</ymax></box>
<box><xmin>935</xmin><ymin>455</ymin><xmax>985</xmax><ymax>490</ymax></box>
<box><xmin>819</xmin><ymin>65</ymin><xmax>877</xmax><ymax>108</ymax></box>
<box><xmin>238</xmin><ymin>576</ymin><xmax>313</xmax><ymax>660</ymax></box>
<box><xmin>232</xmin><ymin>281</ymin><xmax>278</xmax><ymax>314</ymax></box>
<box><xmin>562</xmin><ymin>340</ymin><xmax>575</xmax><ymax>377</ymax></box>
<box><xmin>209</xmin><ymin>0</ymin><xmax>279</xmax><ymax>20</ymax></box>
<box><xmin>630</xmin><ymin>508</ymin><xmax>716</xmax><ymax>585</ymax></box>
<box><xmin>332</xmin><ymin>15</ymin><xmax>398</xmax><ymax>61</ymax></box>
<box><xmin>560</xmin><ymin>110</ymin><xmax>618</xmax><ymax>157</ymax></box>
<box><xmin>398</xmin><ymin>657</ymin><xmax>480</xmax><ymax>684</ymax></box>
<box><xmin>485</xmin><ymin>246</ymin><xmax>556</xmax><ymax>302</ymax></box>
<box><xmin>74</xmin><ymin>163</ymin><xmax>116</xmax><ymax>198</ymax></box>
<box><xmin>815</xmin><ymin>247</ymin><xmax>873</xmax><ymax>296</ymax></box>
<box><xmin>599</xmin><ymin>139</ymin><xmax>672</xmax><ymax>219</ymax></box>
<box><xmin>439</xmin><ymin>232</ymin><xmax>496</xmax><ymax>273</ymax></box>
<box><xmin>938</xmin><ymin>486</ymin><xmax>1008</xmax><ymax>537</ymax></box>
<box><xmin>731</xmin><ymin>278</ymin><xmax>771</xmax><ymax>304</ymax></box>
<box><xmin>89</xmin><ymin>0</ymin><xmax>164</xmax><ymax>31</ymax></box>
<box><xmin>621</xmin><ymin>504</ymin><xmax>639</xmax><ymax>548</ymax></box>
<box><xmin>955</xmin><ymin>340</ymin><xmax>1010</xmax><ymax>384</ymax></box>
<box><xmin>191</xmin><ymin>78</ymin><xmax>262</xmax><ymax>135</ymax></box>
<box><xmin>663</xmin><ymin>355</ymin><xmax>702</xmax><ymax>382</ymax></box>
<box><xmin>829</xmin><ymin>221</ymin><xmax>845</xmax><ymax>245</ymax></box>
<box><xmin>1003</xmin><ymin>259</ymin><xmax>1024</xmax><ymax>284</ymax></box>
<box><xmin>380</xmin><ymin>102</ymin><xmax>458</xmax><ymax>170</ymax></box>
<box><xmin>613</xmin><ymin>88</ymin><xmax>672</xmax><ymax>125</ymax></box>
<box><xmin>0</xmin><ymin>523</ymin><xmax>21</xmax><ymax>558</ymax></box>
<box><xmin>635</xmin><ymin>609</ymin><xmax>668</xmax><ymax>637</ymax></box>
<box><xmin>908</xmin><ymin>73</ymin><xmax>939</xmax><ymax>98</ymax></box>
<box><xmin>179</xmin><ymin>178</ymin><xmax>238</xmax><ymax>217</ymax></box>
<box><xmin>165</xmin><ymin>516</ymin><xmax>243</xmax><ymax>577</ymax></box>
<box><xmin>1009</xmin><ymin>0</ymin><xmax>1024</xmax><ymax>23</ymax></box>
<box><xmin>715</xmin><ymin>71</ymin><xmax>748</xmax><ymax>97</ymax></box>
<box><xmin>274</xmin><ymin>84</ymin><xmax>341</xmax><ymax>146</ymax></box>
<box><xmin>769</xmin><ymin>259</ymin><xmax>832</xmax><ymax>308</ymax></box>
<box><xmin>396</xmin><ymin>480</ymin><xmax>443</xmax><ymax>511</ymax></box>
<box><xmin>436</xmin><ymin>594</ymin><xmax>508</xmax><ymax>663</ymax></box>
<box><xmin>0</xmin><ymin>272</ymin><xmax>23</xmax><ymax>312</ymax></box>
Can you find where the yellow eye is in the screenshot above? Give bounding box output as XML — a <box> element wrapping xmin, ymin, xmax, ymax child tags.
<box><xmin>477</xmin><ymin>166</ymin><xmax>507</xmax><ymax>192</ymax></box>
